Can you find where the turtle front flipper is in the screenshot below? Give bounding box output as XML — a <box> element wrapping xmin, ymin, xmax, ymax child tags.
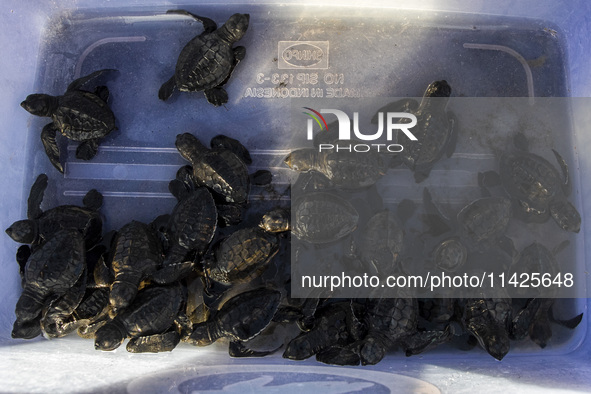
<box><xmin>27</xmin><ymin>173</ymin><xmax>48</xmax><ymax>220</ymax></box>
<box><xmin>229</xmin><ymin>340</ymin><xmax>281</xmax><ymax>358</ymax></box>
<box><xmin>445</xmin><ymin>112</ymin><xmax>458</xmax><ymax>158</ymax></box>
<box><xmin>166</xmin><ymin>9</ymin><xmax>217</xmax><ymax>34</ymax></box>
<box><xmin>127</xmin><ymin>331</ymin><xmax>181</xmax><ymax>353</ymax></box>
<box><xmin>158</xmin><ymin>76</ymin><xmax>177</xmax><ymax>101</ymax></box>
<box><xmin>552</xmin><ymin>149</ymin><xmax>571</xmax><ymax>196</ymax></box>
<box><xmin>152</xmin><ymin>261</ymin><xmax>195</xmax><ymax>285</ymax></box>
<box><xmin>41</xmin><ymin>123</ymin><xmax>63</xmax><ymax>173</ymax></box>
<box><xmin>76</xmin><ymin>138</ymin><xmax>100</xmax><ymax>160</ymax></box>
<box><xmin>67</xmin><ymin>69</ymin><xmax>118</xmax><ymax>92</ymax></box>
<box><xmin>204</xmin><ymin>87</ymin><xmax>229</xmax><ymax>107</ymax></box>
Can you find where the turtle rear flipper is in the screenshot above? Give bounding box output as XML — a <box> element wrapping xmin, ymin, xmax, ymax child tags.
<box><xmin>67</xmin><ymin>69</ymin><xmax>118</xmax><ymax>92</ymax></box>
<box><xmin>41</xmin><ymin>123</ymin><xmax>63</xmax><ymax>173</ymax></box>
<box><xmin>27</xmin><ymin>173</ymin><xmax>48</xmax><ymax>220</ymax></box>
<box><xmin>76</xmin><ymin>138</ymin><xmax>100</xmax><ymax>160</ymax></box>
<box><xmin>83</xmin><ymin>189</ymin><xmax>103</xmax><ymax>211</ymax></box>
<box><xmin>316</xmin><ymin>344</ymin><xmax>362</xmax><ymax>366</ymax></box>
<box><xmin>513</xmin><ymin>132</ymin><xmax>530</xmax><ymax>151</ymax></box>
<box><xmin>127</xmin><ymin>331</ymin><xmax>181</xmax><ymax>353</ymax></box>
<box><xmin>250</xmin><ymin>170</ymin><xmax>272</xmax><ymax>186</ymax></box>
<box><xmin>165</xmin><ymin>9</ymin><xmax>217</xmax><ymax>34</ymax></box>
<box><xmin>94</xmin><ymin>85</ymin><xmax>110</xmax><ymax>102</ymax></box>
<box><xmin>16</xmin><ymin>245</ymin><xmax>31</xmax><ymax>285</ymax></box>
<box><xmin>204</xmin><ymin>87</ymin><xmax>229</xmax><ymax>107</ymax></box>
<box><xmin>158</xmin><ymin>76</ymin><xmax>177</xmax><ymax>101</ymax></box>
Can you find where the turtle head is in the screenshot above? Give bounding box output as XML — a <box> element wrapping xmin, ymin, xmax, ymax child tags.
<box><xmin>94</xmin><ymin>323</ymin><xmax>125</xmax><ymax>351</ymax></box>
<box><xmin>424</xmin><ymin>80</ymin><xmax>452</xmax><ymax>98</ymax></box>
<box><xmin>284</xmin><ymin>148</ymin><xmax>315</xmax><ymax>171</ymax></box>
<box><xmin>260</xmin><ymin>208</ymin><xmax>290</xmax><ymax>233</ymax></box>
<box><xmin>220</xmin><ymin>13</ymin><xmax>250</xmax><ymax>42</ymax></box>
<box><xmin>469</xmin><ymin>321</ymin><xmax>510</xmax><ymax>361</ymax></box>
<box><xmin>20</xmin><ymin>94</ymin><xmax>58</xmax><ymax>117</ymax></box>
<box><xmin>12</xmin><ymin>319</ymin><xmax>42</xmax><ymax>340</ymax></box>
<box><xmin>550</xmin><ymin>200</ymin><xmax>581</xmax><ymax>233</ymax></box>
<box><xmin>6</xmin><ymin>220</ymin><xmax>37</xmax><ymax>244</ymax></box>
<box><xmin>187</xmin><ymin>323</ymin><xmax>215</xmax><ymax>347</ymax></box>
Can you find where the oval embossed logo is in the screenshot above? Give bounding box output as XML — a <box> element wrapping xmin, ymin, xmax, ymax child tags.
<box><xmin>282</xmin><ymin>43</ymin><xmax>324</xmax><ymax>67</ymax></box>
<box><xmin>278</xmin><ymin>41</ymin><xmax>329</xmax><ymax>69</ymax></box>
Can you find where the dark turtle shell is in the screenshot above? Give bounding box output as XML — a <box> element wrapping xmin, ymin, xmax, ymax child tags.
<box><xmin>176</xmin><ymin>133</ymin><xmax>250</xmax><ymax>204</ymax></box>
<box><xmin>188</xmin><ymin>288</ymin><xmax>281</xmax><ymax>346</ymax></box>
<box><xmin>292</xmin><ymin>192</ymin><xmax>359</xmax><ymax>244</ymax></box>
<box><xmin>152</xmin><ymin>186</ymin><xmax>218</xmax><ymax>284</ymax></box>
<box><xmin>108</xmin><ymin>221</ymin><xmax>163</xmax><ymax>313</ymax></box>
<box><xmin>54</xmin><ymin>90</ymin><xmax>116</xmax><ymax>141</ymax></box>
<box><xmin>500</xmin><ymin>152</ymin><xmax>563</xmax><ymax>212</ymax></box>
<box><xmin>285</xmin><ymin>148</ymin><xmax>386</xmax><ymax>189</ymax></box>
<box><xmin>171</xmin><ymin>13</ymin><xmax>249</xmax><ymax>92</ymax></box>
<box><xmin>205</xmin><ymin>227</ymin><xmax>279</xmax><ymax>285</ymax></box>
<box><xmin>12</xmin><ymin>229</ymin><xmax>85</xmax><ymax>339</ymax></box>
<box><xmin>457</xmin><ymin>197</ymin><xmax>512</xmax><ymax>245</ymax></box>
<box><xmin>361</xmin><ymin>211</ymin><xmax>404</xmax><ymax>267</ymax></box>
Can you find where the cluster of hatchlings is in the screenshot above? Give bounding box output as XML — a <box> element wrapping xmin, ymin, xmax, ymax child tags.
<box><xmin>6</xmin><ymin>10</ymin><xmax>583</xmax><ymax>364</ymax></box>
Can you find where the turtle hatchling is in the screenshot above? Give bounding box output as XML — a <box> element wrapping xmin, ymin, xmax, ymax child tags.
<box><xmin>202</xmin><ymin>208</ymin><xmax>289</xmax><ymax>287</ymax></box>
<box><xmin>176</xmin><ymin>133</ymin><xmax>250</xmax><ymax>204</ymax></box>
<box><xmin>152</xmin><ymin>180</ymin><xmax>218</xmax><ymax>284</ymax></box>
<box><xmin>20</xmin><ymin>69</ymin><xmax>117</xmax><ymax>173</ymax></box>
<box><xmin>94</xmin><ymin>284</ymin><xmax>184</xmax><ymax>352</ymax></box>
<box><xmin>107</xmin><ymin>220</ymin><xmax>164</xmax><ymax>314</ymax></box>
<box><xmin>496</xmin><ymin>133</ymin><xmax>581</xmax><ymax>233</ymax></box>
<box><xmin>6</xmin><ymin>174</ymin><xmax>103</xmax><ymax>249</ymax></box>
<box><xmin>371</xmin><ymin>80</ymin><xmax>457</xmax><ymax>183</ymax></box>
<box><xmin>12</xmin><ymin>229</ymin><xmax>86</xmax><ymax>339</ymax></box>
<box><xmin>159</xmin><ymin>10</ymin><xmax>249</xmax><ymax>106</ymax></box>
<box><xmin>292</xmin><ymin>192</ymin><xmax>359</xmax><ymax>244</ymax></box>
<box><xmin>187</xmin><ymin>288</ymin><xmax>281</xmax><ymax>353</ymax></box>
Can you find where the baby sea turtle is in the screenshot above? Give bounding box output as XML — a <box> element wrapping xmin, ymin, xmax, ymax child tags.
<box><xmin>484</xmin><ymin>133</ymin><xmax>581</xmax><ymax>232</ymax></box>
<box><xmin>422</xmin><ymin>188</ymin><xmax>512</xmax><ymax>272</ymax></box>
<box><xmin>511</xmin><ymin>298</ymin><xmax>583</xmax><ymax>348</ymax></box>
<box><xmin>6</xmin><ymin>174</ymin><xmax>103</xmax><ymax>249</ymax></box>
<box><xmin>94</xmin><ymin>284</ymin><xmax>184</xmax><ymax>352</ymax></box>
<box><xmin>12</xmin><ymin>229</ymin><xmax>85</xmax><ymax>339</ymax></box>
<box><xmin>152</xmin><ymin>181</ymin><xmax>218</xmax><ymax>284</ymax></box>
<box><xmin>176</xmin><ymin>133</ymin><xmax>250</xmax><ymax>204</ymax></box>
<box><xmin>284</xmin><ymin>147</ymin><xmax>386</xmax><ymax>189</ymax></box>
<box><xmin>372</xmin><ymin>80</ymin><xmax>457</xmax><ymax>183</ymax></box>
<box><xmin>187</xmin><ymin>288</ymin><xmax>281</xmax><ymax>353</ymax></box>
<box><xmin>292</xmin><ymin>192</ymin><xmax>359</xmax><ymax>244</ymax></box>
<box><xmin>107</xmin><ymin>220</ymin><xmax>164</xmax><ymax>314</ymax></box>
<box><xmin>40</xmin><ymin>266</ymin><xmax>88</xmax><ymax>338</ymax></box>
<box><xmin>460</xmin><ymin>297</ymin><xmax>512</xmax><ymax>360</ymax></box>
<box><xmin>20</xmin><ymin>70</ymin><xmax>117</xmax><ymax>173</ymax></box>
<box><xmin>159</xmin><ymin>11</ymin><xmax>249</xmax><ymax>106</ymax></box>
<box><xmin>283</xmin><ymin>301</ymin><xmax>362</xmax><ymax>361</ymax></box>
<box><xmin>316</xmin><ymin>298</ymin><xmax>451</xmax><ymax>366</ymax></box>
<box><xmin>202</xmin><ymin>208</ymin><xmax>289</xmax><ymax>288</ymax></box>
